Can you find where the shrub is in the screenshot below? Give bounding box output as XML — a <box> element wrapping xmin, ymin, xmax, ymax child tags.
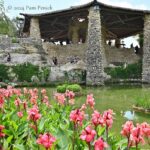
<box><xmin>0</xmin><ymin>64</ymin><xmax>9</xmax><ymax>82</ymax></box>
<box><xmin>105</xmin><ymin>61</ymin><xmax>142</xmax><ymax>79</ymax></box>
<box><xmin>66</xmin><ymin>84</ymin><xmax>82</xmax><ymax>92</ymax></box>
<box><xmin>57</xmin><ymin>84</ymin><xmax>68</xmax><ymax>93</ymax></box>
<box><xmin>0</xmin><ymin>63</ymin><xmax>50</xmax><ymax>83</ymax></box>
<box><xmin>57</xmin><ymin>84</ymin><xmax>82</xmax><ymax>93</ymax></box>
<box><xmin>13</xmin><ymin>63</ymin><xmax>39</xmax><ymax>82</ymax></box>
<box><xmin>38</xmin><ymin>66</ymin><xmax>50</xmax><ymax>82</ymax></box>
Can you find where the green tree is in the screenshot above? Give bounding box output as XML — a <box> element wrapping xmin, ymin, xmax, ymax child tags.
<box><xmin>0</xmin><ymin>0</ymin><xmax>17</xmax><ymax>36</ymax></box>
<box><xmin>0</xmin><ymin>0</ymin><xmax>4</xmax><ymax>14</ymax></box>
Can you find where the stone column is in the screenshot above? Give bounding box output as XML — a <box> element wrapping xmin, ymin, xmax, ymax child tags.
<box><xmin>72</xmin><ymin>27</ymin><xmax>79</xmax><ymax>44</ymax></box>
<box><xmin>86</xmin><ymin>5</ymin><xmax>105</xmax><ymax>85</ymax></box>
<box><xmin>30</xmin><ymin>17</ymin><xmax>41</xmax><ymax>39</ymax></box>
<box><xmin>115</xmin><ymin>38</ymin><xmax>121</xmax><ymax>48</ymax></box>
<box><xmin>142</xmin><ymin>14</ymin><xmax>150</xmax><ymax>83</ymax></box>
<box><xmin>101</xmin><ymin>26</ymin><xmax>107</xmax><ymax>67</ymax></box>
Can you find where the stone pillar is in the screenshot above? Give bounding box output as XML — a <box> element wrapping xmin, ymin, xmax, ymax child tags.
<box><xmin>72</xmin><ymin>27</ymin><xmax>79</xmax><ymax>44</ymax></box>
<box><xmin>86</xmin><ymin>6</ymin><xmax>105</xmax><ymax>85</ymax></box>
<box><xmin>30</xmin><ymin>17</ymin><xmax>41</xmax><ymax>39</ymax></box>
<box><xmin>101</xmin><ymin>26</ymin><xmax>107</xmax><ymax>67</ymax></box>
<box><xmin>115</xmin><ymin>38</ymin><xmax>121</xmax><ymax>48</ymax></box>
<box><xmin>142</xmin><ymin>14</ymin><xmax>150</xmax><ymax>83</ymax></box>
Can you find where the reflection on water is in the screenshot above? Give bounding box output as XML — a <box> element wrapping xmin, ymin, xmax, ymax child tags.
<box><xmin>124</xmin><ymin>111</ymin><xmax>136</xmax><ymax>120</ymax></box>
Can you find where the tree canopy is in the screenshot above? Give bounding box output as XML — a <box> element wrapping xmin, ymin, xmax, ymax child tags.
<box><xmin>0</xmin><ymin>0</ymin><xmax>17</xmax><ymax>36</ymax></box>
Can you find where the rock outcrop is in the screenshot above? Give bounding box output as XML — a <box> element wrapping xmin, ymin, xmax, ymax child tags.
<box><xmin>0</xmin><ymin>35</ymin><xmax>47</xmax><ymax>65</ymax></box>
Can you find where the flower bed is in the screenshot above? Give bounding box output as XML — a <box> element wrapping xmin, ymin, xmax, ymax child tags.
<box><xmin>0</xmin><ymin>86</ymin><xmax>149</xmax><ymax>150</ymax></box>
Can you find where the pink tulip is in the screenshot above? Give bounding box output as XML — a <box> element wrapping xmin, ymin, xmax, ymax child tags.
<box><xmin>0</xmin><ymin>95</ymin><xmax>4</xmax><ymax>108</ymax></box>
<box><xmin>92</xmin><ymin>110</ymin><xmax>104</xmax><ymax>127</ymax></box>
<box><xmin>0</xmin><ymin>125</ymin><xmax>5</xmax><ymax>138</ymax></box>
<box><xmin>23</xmin><ymin>88</ymin><xmax>28</xmax><ymax>95</ymax></box>
<box><xmin>37</xmin><ymin>133</ymin><xmax>56</xmax><ymax>149</ymax></box>
<box><xmin>121</xmin><ymin>121</ymin><xmax>134</xmax><ymax>138</ymax></box>
<box><xmin>65</xmin><ymin>90</ymin><xmax>75</xmax><ymax>99</ymax></box>
<box><xmin>41</xmin><ymin>89</ymin><xmax>47</xmax><ymax>95</ymax></box>
<box><xmin>86</xmin><ymin>94</ymin><xmax>95</xmax><ymax>109</ymax></box>
<box><xmin>13</xmin><ymin>89</ymin><xmax>21</xmax><ymax>96</ymax></box>
<box><xmin>102</xmin><ymin>109</ymin><xmax>114</xmax><ymax>142</ymax></box>
<box><xmin>17</xmin><ymin>111</ymin><xmax>23</xmax><ymax>118</ymax></box>
<box><xmin>14</xmin><ymin>98</ymin><xmax>21</xmax><ymax>107</ymax></box>
<box><xmin>121</xmin><ymin>121</ymin><xmax>134</xmax><ymax>149</ymax></box>
<box><xmin>42</xmin><ymin>96</ymin><xmax>49</xmax><ymax>104</ymax></box>
<box><xmin>70</xmin><ymin>109</ymin><xmax>84</xmax><ymax>126</ymax></box>
<box><xmin>7</xmin><ymin>85</ymin><xmax>13</xmax><ymax>90</ymax></box>
<box><xmin>94</xmin><ymin>137</ymin><xmax>108</xmax><ymax>150</ymax></box>
<box><xmin>27</xmin><ymin>106</ymin><xmax>41</xmax><ymax>122</ymax></box>
<box><xmin>33</xmin><ymin>88</ymin><xmax>38</xmax><ymax>94</ymax></box>
<box><xmin>54</xmin><ymin>93</ymin><xmax>66</xmax><ymax>105</ymax></box>
<box><xmin>131</xmin><ymin>125</ymin><xmax>145</xmax><ymax>148</ymax></box>
<box><xmin>22</xmin><ymin>101</ymin><xmax>27</xmax><ymax>110</ymax></box>
<box><xmin>103</xmin><ymin>109</ymin><xmax>113</xmax><ymax>129</ymax></box>
<box><xmin>140</xmin><ymin>122</ymin><xmax>150</xmax><ymax>138</ymax></box>
<box><xmin>30</xmin><ymin>96</ymin><xmax>38</xmax><ymax>105</ymax></box>
<box><xmin>80</xmin><ymin>125</ymin><xmax>96</xmax><ymax>143</ymax></box>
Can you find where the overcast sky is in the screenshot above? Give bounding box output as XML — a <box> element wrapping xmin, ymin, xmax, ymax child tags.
<box><xmin>4</xmin><ymin>0</ymin><xmax>149</xmax><ymax>47</ymax></box>
<box><xmin>4</xmin><ymin>0</ymin><xmax>150</xmax><ymax>18</ymax></box>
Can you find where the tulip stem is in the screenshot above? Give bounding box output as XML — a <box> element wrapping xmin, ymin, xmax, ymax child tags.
<box><xmin>148</xmin><ymin>138</ymin><xmax>150</xmax><ymax>145</ymax></box>
<box><xmin>88</xmin><ymin>143</ymin><xmax>91</xmax><ymax>150</ymax></box>
<box><xmin>106</xmin><ymin>126</ymin><xmax>108</xmax><ymax>142</ymax></box>
<box><xmin>0</xmin><ymin>138</ymin><xmax>3</xmax><ymax>150</ymax></box>
<box><xmin>72</xmin><ymin>123</ymin><xmax>76</xmax><ymax>150</ymax></box>
<box><xmin>136</xmin><ymin>143</ymin><xmax>138</xmax><ymax>150</ymax></box>
<box><xmin>0</xmin><ymin>144</ymin><xmax>3</xmax><ymax>150</ymax></box>
<box><xmin>127</xmin><ymin>137</ymin><xmax>130</xmax><ymax>150</ymax></box>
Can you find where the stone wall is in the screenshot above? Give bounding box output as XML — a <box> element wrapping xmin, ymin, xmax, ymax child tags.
<box><xmin>142</xmin><ymin>14</ymin><xmax>150</xmax><ymax>83</ymax></box>
<box><xmin>105</xmin><ymin>45</ymin><xmax>141</xmax><ymax>65</ymax></box>
<box><xmin>0</xmin><ymin>35</ymin><xmax>47</xmax><ymax>65</ymax></box>
<box><xmin>43</xmin><ymin>42</ymin><xmax>140</xmax><ymax>66</ymax></box>
<box><xmin>43</xmin><ymin>42</ymin><xmax>87</xmax><ymax>65</ymax></box>
<box><xmin>0</xmin><ymin>34</ymin><xmax>140</xmax><ymax>67</ymax></box>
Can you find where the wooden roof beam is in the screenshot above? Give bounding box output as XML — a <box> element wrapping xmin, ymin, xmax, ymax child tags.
<box><xmin>117</xmin><ymin>15</ymin><xmax>125</xmax><ymax>24</ymax></box>
<box><xmin>108</xmin><ymin>16</ymin><xmax>142</xmax><ymax>26</ymax></box>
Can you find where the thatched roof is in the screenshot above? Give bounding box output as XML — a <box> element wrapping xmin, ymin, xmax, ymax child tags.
<box><xmin>21</xmin><ymin>0</ymin><xmax>150</xmax><ymax>40</ymax></box>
